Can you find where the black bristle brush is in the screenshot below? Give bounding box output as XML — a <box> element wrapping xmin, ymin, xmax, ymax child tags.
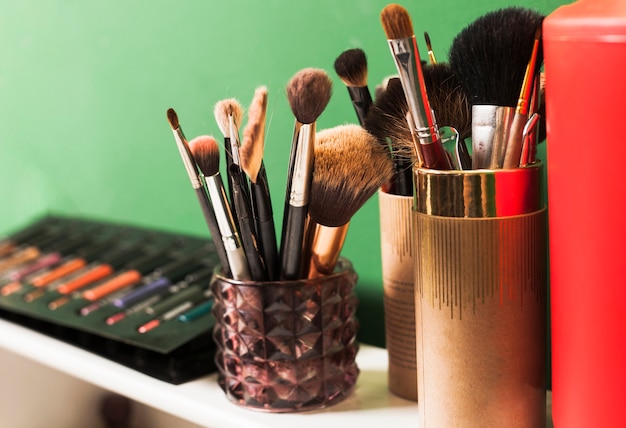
<box><xmin>306</xmin><ymin>124</ymin><xmax>394</xmax><ymax>278</ymax></box>
<box><xmin>448</xmin><ymin>6</ymin><xmax>544</xmax><ymax>168</ymax></box>
<box><xmin>279</xmin><ymin>68</ymin><xmax>332</xmax><ymax>280</ymax></box>
<box><xmin>333</xmin><ymin>48</ymin><xmax>373</xmax><ymax>126</ymax></box>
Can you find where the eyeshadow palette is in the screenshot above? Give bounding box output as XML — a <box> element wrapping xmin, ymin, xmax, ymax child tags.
<box><xmin>0</xmin><ymin>215</ymin><xmax>219</xmax><ymax>384</ymax></box>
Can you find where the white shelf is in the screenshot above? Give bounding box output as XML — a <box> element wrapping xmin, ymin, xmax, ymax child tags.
<box><xmin>0</xmin><ymin>318</ymin><xmax>419</xmax><ymax>427</ymax></box>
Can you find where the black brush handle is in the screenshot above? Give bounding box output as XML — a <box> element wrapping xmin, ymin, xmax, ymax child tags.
<box><xmin>223</xmin><ymin>137</ymin><xmax>237</xmax><ymax>219</ymax></box>
<box><xmin>347</xmin><ymin>86</ymin><xmax>373</xmax><ymax>126</ymax></box>
<box><xmin>279</xmin><ymin>204</ymin><xmax>307</xmax><ymax>280</ymax></box>
<box><xmin>251</xmin><ymin>163</ymin><xmax>278</xmax><ymax>280</ymax></box>
<box><xmin>194</xmin><ymin>187</ymin><xmax>231</xmax><ymax>278</ymax></box>
<box><xmin>391</xmin><ymin>155</ymin><xmax>414</xmax><ymax>196</ymax></box>
<box><xmin>230</xmin><ymin>166</ymin><xmax>267</xmax><ymax>281</ymax></box>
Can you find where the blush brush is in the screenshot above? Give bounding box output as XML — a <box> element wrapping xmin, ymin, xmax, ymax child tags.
<box><xmin>306</xmin><ymin>124</ymin><xmax>394</xmax><ymax>278</ymax></box>
<box><xmin>333</xmin><ymin>48</ymin><xmax>373</xmax><ymax>126</ymax></box>
<box><xmin>279</xmin><ymin>68</ymin><xmax>332</xmax><ymax>280</ymax></box>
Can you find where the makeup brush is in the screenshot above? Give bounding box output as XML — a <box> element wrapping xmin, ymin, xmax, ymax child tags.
<box><xmin>503</xmin><ymin>25</ymin><xmax>543</xmax><ymax>168</ymax></box>
<box><xmin>214</xmin><ymin>99</ymin><xmax>245</xmax><ymax>212</ymax></box>
<box><xmin>333</xmin><ymin>48</ymin><xmax>373</xmax><ymax>126</ymax></box>
<box><xmin>424</xmin><ymin>32</ymin><xmax>437</xmax><ymax>64</ymax></box>
<box><xmin>241</xmin><ymin>86</ymin><xmax>278</xmax><ymax>280</ymax></box>
<box><xmin>306</xmin><ymin>124</ymin><xmax>394</xmax><ymax>277</ymax></box>
<box><xmin>279</xmin><ymin>68</ymin><xmax>332</xmax><ymax>280</ymax></box>
<box><xmin>448</xmin><ymin>7</ymin><xmax>545</xmax><ymax>168</ymax></box>
<box><xmin>363</xmin><ymin>77</ymin><xmax>414</xmax><ymax>195</ymax></box>
<box><xmin>166</xmin><ymin>108</ymin><xmax>231</xmax><ymax>276</ymax></box>
<box><xmin>380</xmin><ymin>3</ymin><xmax>452</xmax><ymax>170</ymax></box>
<box><xmin>189</xmin><ymin>135</ymin><xmax>251</xmax><ymax>280</ymax></box>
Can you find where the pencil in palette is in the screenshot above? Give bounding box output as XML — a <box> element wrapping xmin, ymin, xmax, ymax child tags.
<box><xmin>110</xmin><ymin>248</ymin><xmax>213</xmax><ymax>309</ymax></box>
<box><xmin>138</xmin><ymin>286</ymin><xmax>211</xmax><ymax>333</ymax></box>
<box><xmin>21</xmin><ymin>238</ymin><xmax>147</xmax><ymax>302</ymax></box>
<box><xmin>105</xmin><ymin>266</ymin><xmax>214</xmax><ymax>325</ymax></box>
<box><xmin>78</xmin><ymin>248</ymin><xmax>176</xmax><ymax>315</ymax></box>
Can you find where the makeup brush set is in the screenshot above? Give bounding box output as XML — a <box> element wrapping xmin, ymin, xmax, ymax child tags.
<box><xmin>0</xmin><ymin>215</ymin><xmax>220</xmax><ymax>384</ymax></box>
<box><xmin>167</xmin><ymin>74</ymin><xmax>394</xmax><ymax>283</ymax></box>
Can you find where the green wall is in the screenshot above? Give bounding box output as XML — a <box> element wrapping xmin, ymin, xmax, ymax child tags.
<box><xmin>0</xmin><ymin>0</ymin><xmax>568</xmax><ymax>346</ymax></box>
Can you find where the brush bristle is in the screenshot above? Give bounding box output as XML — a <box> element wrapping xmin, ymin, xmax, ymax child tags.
<box><xmin>213</xmin><ymin>99</ymin><xmax>244</xmax><ymax>138</ymax></box>
<box><xmin>333</xmin><ymin>48</ymin><xmax>368</xmax><ymax>88</ymax></box>
<box><xmin>380</xmin><ymin>4</ymin><xmax>414</xmax><ymax>40</ymax></box>
<box><xmin>309</xmin><ymin>125</ymin><xmax>394</xmax><ymax>227</ymax></box>
<box><xmin>422</xmin><ymin>63</ymin><xmax>472</xmax><ymax>140</ymax></box>
<box><xmin>286</xmin><ymin>68</ymin><xmax>332</xmax><ymax>124</ymax></box>
<box><xmin>449</xmin><ymin>7</ymin><xmax>544</xmax><ymax>106</ymax></box>
<box><xmin>240</xmin><ymin>86</ymin><xmax>268</xmax><ymax>183</ymax></box>
<box><xmin>363</xmin><ymin>77</ymin><xmax>413</xmax><ymax>153</ymax></box>
<box><xmin>166</xmin><ymin>108</ymin><xmax>179</xmax><ymax>130</ymax></box>
<box><xmin>424</xmin><ymin>32</ymin><xmax>433</xmax><ymax>51</ymax></box>
<box><xmin>189</xmin><ymin>135</ymin><xmax>221</xmax><ymax>177</ymax></box>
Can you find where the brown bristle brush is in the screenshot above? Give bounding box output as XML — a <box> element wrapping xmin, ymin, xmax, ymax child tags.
<box><xmin>448</xmin><ymin>6</ymin><xmax>544</xmax><ymax>168</ymax></box>
<box><xmin>213</xmin><ymin>99</ymin><xmax>245</xmax><ymax>209</ymax></box>
<box><xmin>333</xmin><ymin>48</ymin><xmax>372</xmax><ymax>126</ymax></box>
<box><xmin>188</xmin><ymin>135</ymin><xmax>251</xmax><ymax>281</ymax></box>
<box><xmin>165</xmin><ymin>108</ymin><xmax>231</xmax><ymax>277</ymax></box>
<box><xmin>306</xmin><ymin>124</ymin><xmax>394</xmax><ymax>278</ymax></box>
<box><xmin>279</xmin><ymin>68</ymin><xmax>332</xmax><ymax>280</ymax></box>
<box><xmin>240</xmin><ymin>86</ymin><xmax>278</xmax><ymax>280</ymax></box>
<box><xmin>380</xmin><ymin>3</ymin><xmax>452</xmax><ymax>170</ymax></box>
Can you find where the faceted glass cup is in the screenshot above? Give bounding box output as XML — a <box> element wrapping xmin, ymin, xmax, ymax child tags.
<box><xmin>210</xmin><ymin>258</ymin><xmax>359</xmax><ymax>412</ymax></box>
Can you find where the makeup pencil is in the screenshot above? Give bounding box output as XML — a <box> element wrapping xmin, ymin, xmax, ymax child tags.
<box><xmin>380</xmin><ymin>4</ymin><xmax>452</xmax><ymax>170</ymax></box>
<box><xmin>306</xmin><ymin>125</ymin><xmax>394</xmax><ymax>277</ymax></box>
<box><xmin>279</xmin><ymin>68</ymin><xmax>332</xmax><ymax>280</ymax></box>
<box><xmin>189</xmin><ymin>135</ymin><xmax>251</xmax><ymax>280</ymax></box>
<box><xmin>166</xmin><ymin>108</ymin><xmax>231</xmax><ymax>276</ymax></box>
<box><xmin>241</xmin><ymin>86</ymin><xmax>278</xmax><ymax>280</ymax></box>
<box><xmin>333</xmin><ymin>48</ymin><xmax>373</xmax><ymax>126</ymax></box>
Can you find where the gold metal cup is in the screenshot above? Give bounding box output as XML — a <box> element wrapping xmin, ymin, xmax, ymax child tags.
<box><xmin>413</xmin><ymin>163</ymin><xmax>547</xmax><ymax>428</ymax></box>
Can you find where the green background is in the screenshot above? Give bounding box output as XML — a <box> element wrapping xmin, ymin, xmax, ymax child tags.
<box><xmin>0</xmin><ymin>0</ymin><xmax>568</xmax><ymax>347</ymax></box>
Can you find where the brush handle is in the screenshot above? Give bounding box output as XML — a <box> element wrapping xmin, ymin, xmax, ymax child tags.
<box><xmin>223</xmin><ymin>137</ymin><xmax>237</xmax><ymax>217</ymax></box>
<box><xmin>230</xmin><ymin>166</ymin><xmax>267</xmax><ymax>281</ymax></box>
<box><xmin>502</xmin><ymin>113</ymin><xmax>528</xmax><ymax>168</ymax></box>
<box><xmin>390</xmin><ymin>155</ymin><xmax>413</xmax><ymax>196</ymax></box>
<box><xmin>307</xmin><ymin>223</ymin><xmax>349</xmax><ymax>279</ymax></box>
<box><xmin>280</xmin><ymin>205</ymin><xmax>307</xmax><ymax>280</ymax></box>
<box><xmin>346</xmin><ymin>86</ymin><xmax>373</xmax><ymax>127</ymax></box>
<box><xmin>250</xmin><ymin>163</ymin><xmax>278</xmax><ymax>280</ymax></box>
<box><xmin>194</xmin><ymin>187</ymin><xmax>231</xmax><ymax>278</ymax></box>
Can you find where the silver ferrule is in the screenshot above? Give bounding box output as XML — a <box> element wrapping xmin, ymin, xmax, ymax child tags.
<box><xmin>204</xmin><ymin>174</ymin><xmax>240</xmax><ymax>248</ymax></box>
<box><xmin>172</xmin><ymin>129</ymin><xmax>202</xmax><ymax>189</ymax></box>
<box><xmin>471</xmin><ymin>105</ymin><xmax>515</xmax><ymax>169</ymax></box>
<box><xmin>203</xmin><ymin>174</ymin><xmax>251</xmax><ymax>280</ymax></box>
<box><xmin>388</xmin><ymin>37</ymin><xmax>440</xmax><ymax>147</ymax></box>
<box><xmin>289</xmin><ymin>122</ymin><xmax>315</xmax><ymax>207</ymax></box>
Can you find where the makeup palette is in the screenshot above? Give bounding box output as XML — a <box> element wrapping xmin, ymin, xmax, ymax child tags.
<box><xmin>0</xmin><ymin>215</ymin><xmax>219</xmax><ymax>384</ymax></box>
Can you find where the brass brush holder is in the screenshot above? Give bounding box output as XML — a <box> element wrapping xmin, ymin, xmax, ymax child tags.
<box><xmin>413</xmin><ymin>163</ymin><xmax>547</xmax><ymax>428</ymax></box>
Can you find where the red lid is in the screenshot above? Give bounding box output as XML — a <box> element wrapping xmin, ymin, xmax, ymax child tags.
<box><xmin>544</xmin><ymin>0</ymin><xmax>626</xmax><ymax>41</ymax></box>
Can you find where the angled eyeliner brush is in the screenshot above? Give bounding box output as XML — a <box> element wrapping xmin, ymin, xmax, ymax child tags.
<box><xmin>241</xmin><ymin>86</ymin><xmax>278</xmax><ymax>280</ymax></box>
<box><xmin>333</xmin><ymin>48</ymin><xmax>373</xmax><ymax>126</ymax></box>
<box><xmin>380</xmin><ymin>4</ymin><xmax>452</xmax><ymax>170</ymax></box>
<box><xmin>279</xmin><ymin>68</ymin><xmax>332</xmax><ymax>280</ymax></box>
<box><xmin>190</xmin><ymin>135</ymin><xmax>251</xmax><ymax>280</ymax></box>
<box><xmin>166</xmin><ymin>108</ymin><xmax>231</xmax><ymax>277</ymax></box>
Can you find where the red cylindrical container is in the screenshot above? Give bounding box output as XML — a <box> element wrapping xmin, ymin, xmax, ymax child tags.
<box><xmin>544</xmin><ymin>1</ymin><xmax>626</xmax><ymax>426</ymax></box>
